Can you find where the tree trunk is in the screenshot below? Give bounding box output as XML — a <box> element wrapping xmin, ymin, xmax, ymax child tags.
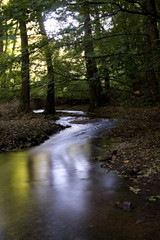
<box><xmin>143</xmin><ymin>0</ymin><xmax>160</xmax><ymax>102</ymax></box>
<box><xmin>18</xmin><ymin>15</ymin><xmax>30</xmax><ymax>113</ymax></box>
<box><xmin>37</xmin><ymin>12</ymin><xmax>55</xmax><ymax>114</ymax></box>
<box><xmin>9</xmin><ymin>23</ymin><xmax>18</xmax><ymax>75</ymax></box>
<box><xmin>95</xmin><ymin>7</ymin><xmax>110</xmax><ymax>104</ymax></box>
<box><xmin>156</xmin><ymin>0</ymin><xmax>160</xmax><ymax>15</ymax></box>
<box><xmin>4</xmin><ymin>20</ymin><xmax>8</xmax><ymax>54</ymax></box>
<box><xmin>0</xmin><ymin>1</ymin><xmax>3</xmax><ymax>53</ymax></box>
<box><xmin>0</xmin><ymin>38</ymin><xmax>3</xmax><ymax>53</ymax></box>
<box><xmin>12</xmin><ymin>23</ymin><xmax>18</xmax><ymax>55</ymax></box>
<box><xmin>144</xmin><ymin>23</ymin><xmax>158</xmax><ymax>97</ymax></box>
<box><xmin>147</xmin><ymin>0</ymin><xmax>160</xmax><ymax>77</ymax></box>
<box><xmin>45</xmin><ymin>50</ymin><xmax>55</xmax><ymax>114</ymax></box>
<box><xmin>83</xmin><ymin>3</ymin><xmax>102</xmax><ymax>110</ymax></box>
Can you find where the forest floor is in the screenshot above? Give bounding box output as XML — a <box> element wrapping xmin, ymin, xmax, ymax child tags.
<box><xmin>94</xmin><ymin>106</ymin><xmax>160</xmax><ymax>183</ymax></box>
<box><xmin>0</xmin><ymin>101</ymin><xmax>65</xmax><ymax>152</ymax></box>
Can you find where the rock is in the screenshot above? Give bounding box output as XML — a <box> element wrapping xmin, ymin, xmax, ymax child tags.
<box><xmin>136</xmin><ymin>217</ymin><xmax>146</xmax><ymax>224</ymax></box>
<box><xmin>100</xmin><ymin>163</ymin><xmax>106</xmax><ymax>168</ymax></box>
<box><xmin>112</xmin><ymin>149</ymin><xmax>118</xmax><ymax>155</ymax></box>
<box><xmin>99</xmin><ymin>156</ymin><xmax>111</xmax><ymax>162</ymax></box>
<box><xmin>129</xmin><ymin>167</ymin><xmax>141</xmax><ymax>176</ymax></box>
<box><xmin>112</xmin><ymin>155</ymin><xmax>117</xmax><ymax>161</ymax></box>
<box><xmin>116</xmin><ymin>201</ymin><xmax>133</xmax><ymax>211</ymax></box>
<box><xmin>99</xmin><ymin>157</ymin><xmax>106</xmax><ymax>162</ymax></box>
<box><xmin>100</xmin><ymin>150</ymin><xmax>117</xmax><ymax>163</ymax></box>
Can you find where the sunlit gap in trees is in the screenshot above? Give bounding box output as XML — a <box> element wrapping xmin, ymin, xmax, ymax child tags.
<box><xmin>44</xmin><ymin>11</ymin><xmax>79</xmax><ymax>40</ymax></box>
<box><xmin>2</xmin><ymin>0</ymin><xmax>8</xmax><ymax>4</ymax></box>
<box><xmin>44</xmin><ymin>10</ymin><xmax>111</xmax><ymax>60</ymax></box>
<box><xmin>45</xmin><ymin>11</ymin><xmax>112</xmax><ymax>40</ymax></box>
<box><xmin>44</xmin><ymin>11</ymin><xmax>79</xmax><ymax>57</ymax></box>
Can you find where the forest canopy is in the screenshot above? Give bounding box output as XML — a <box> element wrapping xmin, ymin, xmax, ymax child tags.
<box><xmin>0</xmin><ymin>0</ymin><xmax>160</xmax><ymax>112</ymax></box>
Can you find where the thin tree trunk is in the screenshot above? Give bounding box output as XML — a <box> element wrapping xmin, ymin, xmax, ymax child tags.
<box><xmin>147</xmin><ymin>0</ymin><xmax>160</xmax><ymax>79</ymax></box>
<box><xmin>18</xmin><ymin>15</ymin><xmax>30</xmax><ymax>113</ymax></box>
<box><xmin>83</xmin><ymin>3</ymin><xmax>102</xmax><ymax>110</ymax></box>
<box><xmin>4</xmin><ymin>20</ymin><xmax>8</xmax><ymax>54</ymax></box>
<box><xmin>37</xmin><ymin>12</ymin><xmax>55</xmax><ymax>114</ymax></box>
<box><xmin>156</xmin><ymin>0</ymin><xmax>160</xmax><ymax>15</ymax></box>
<box><xmin>0</xmin><ymin>0</ymin><xmax>3</xmax><ymax>54</ymax></box>
<box><xmin>9</xmin><ymin>23</ymin><xmax>18</xmax><ymax>75</ymax></box>
<box><xmin>0</xmin><ymin>39</ymin><xmax>3</xmax><ymax>53</ymax></box>
<box><xmin>12</xmin><ymin>23</ymin><xmax>18</xmax><ymax>55</ymax></box>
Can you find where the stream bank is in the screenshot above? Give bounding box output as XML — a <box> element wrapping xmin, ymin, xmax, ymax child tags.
<box><xmin>93</xmin><ymin>106</ymin><xmax>160</xmax><ymax>201</ymax></box>
<box><xmin>57</xmin><ymin>104</ymin><xmax>160</xmax><ymax>200</ymax></box>
<box><xmin>0</xmin><ymin>102</ymin><xmax>65</xmax><ymax>152</ymax></box>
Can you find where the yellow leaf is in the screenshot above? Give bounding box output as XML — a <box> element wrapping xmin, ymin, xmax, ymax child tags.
<box><xmin>123</xmin><ymin>160</ymin><xmax>129</xmax><ymax>163</ymax></box>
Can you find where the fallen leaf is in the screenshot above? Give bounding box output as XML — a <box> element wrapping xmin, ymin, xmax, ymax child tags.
<box><xmin>123</xmin><ymin>160</ymin><xmax>129</xmax><ymax>163</ymax></box>
<box><xmin>148</xmin><ymin>196</ymin><xmax>157</xmax><ymax>202</ymax></box>
<box><xmin>129</xmin><ymin>186</ymin><xmax>140</xmax><ymax>194</ymax></box>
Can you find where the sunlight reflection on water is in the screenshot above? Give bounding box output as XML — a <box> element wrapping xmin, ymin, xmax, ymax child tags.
<box><xmin>0</xmin><ymin>111</ymin><xmax>121</xmax><ymax>239</ymax></box>
<box><xmin>0</xmin><ymin>111</ymin><xmax>159</xmax><ymax>239</ymax></box>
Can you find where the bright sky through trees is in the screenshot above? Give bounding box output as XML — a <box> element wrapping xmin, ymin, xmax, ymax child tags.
<box><xmin>45</xmin><ymin>12</ymin><xmax>79</xmax><ymax>38</ymax></box>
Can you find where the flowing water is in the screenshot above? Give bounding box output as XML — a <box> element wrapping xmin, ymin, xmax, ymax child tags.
<box><xmin>0</xmin><ymin>110</ymin><xmax>159</xmax><ymax>240</ymax></box>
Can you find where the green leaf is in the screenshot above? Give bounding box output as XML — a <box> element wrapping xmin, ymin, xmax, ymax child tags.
<box><xmin>148</xmin><ymin>196</ymin><xmax>157</xmax><ymax>202</ymax></box>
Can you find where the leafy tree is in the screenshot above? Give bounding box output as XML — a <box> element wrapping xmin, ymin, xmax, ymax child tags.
<box><xmin>0</xmin><ymin>0</ymin><xmax>160</xmax><ymax>108</ymax></box>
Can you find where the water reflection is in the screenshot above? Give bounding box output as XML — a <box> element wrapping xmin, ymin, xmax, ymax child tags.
<box><xmin>28</xmin><ymin>151</ymin><xmax>52</xmax><ymax>183</ymax></box>
<box><xmin>0</xmin><ymin>112</ymin><xmax>159</xmax><ymax>239</ymax></box>
<box><xmin>56</xmin><ymin>110</ymin><xmax>85</xmax><ymax>115</ymax></box>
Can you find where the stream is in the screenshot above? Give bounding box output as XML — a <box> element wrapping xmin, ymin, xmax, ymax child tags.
<box><xmin>0</xmin><ymin>110</ymin><xmax>159</xmax><ymax>240</ymax></box>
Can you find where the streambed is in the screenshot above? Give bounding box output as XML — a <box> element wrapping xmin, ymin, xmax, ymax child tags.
<box><xmin>0</xmin><ymin>110</ymin><xmax>159</xmax><ymax>240</ymax></box>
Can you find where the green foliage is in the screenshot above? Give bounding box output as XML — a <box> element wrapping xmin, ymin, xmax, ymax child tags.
<box><xmin>0</xmin><ymin>0</ymin><xmax>159</xmax><ymax>107</ymax></box>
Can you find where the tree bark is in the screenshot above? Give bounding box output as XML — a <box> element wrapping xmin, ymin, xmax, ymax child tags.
<box><xmin>4</xmin><ymin>20</ymin><xmax>8</xmax><ymax>54</ymax></box>
<box><xmin>94</xmin><ymin>7</ymin><xmax>110</xmax><ymax>104</ymax></box>
<box><xmin>37</xmin><ymin>12</ymin><xmax>55</xmax><ymax>114</ymax></box>
<box><xmin>0</xmin><ymin>1</ymin><xmax>3</xmax><ymax>54</ymax></box>
<box><xmin>83</xmin><ymin>3</ymin><xmax>102</xmax><ymax>110</ymax></box>
<box><xmin>18</xmin><ymin>14</ymin><xmax>30</xmax><ymax>113</ymax></box>
<box><xmin>156</xmin><ymin>0</ymin><xmax>160</xmax><ymax>15</ymax></box>
<box><xmin>0</xmin><ymin>38</ymin><xmax>3</xmax><ymax>53</ymax></box>
<box><xmin>144</xmin><ymin>0</ymin><xmax>160</xmax><ymax>100</ymax></box>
